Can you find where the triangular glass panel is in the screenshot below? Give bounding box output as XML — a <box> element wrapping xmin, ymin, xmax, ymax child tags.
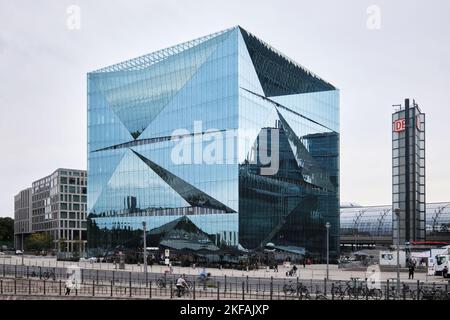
<box><xmin>131</xmin><ymin>149</ymin><xmax>236</xmax><ymax>213</ymax></box>
<box><xmin>92</xmin><ymin>30</ymin><xmax>233</xmax><ymax>139</ymax></box>
<box><xmin>92</xmin><ymin>149</ymin><xmax>190</xmax><ymax>214</ymax></box>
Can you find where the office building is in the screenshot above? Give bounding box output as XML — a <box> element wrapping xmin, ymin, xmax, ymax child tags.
<box><xmin>14</xmin><ymin>169</ymin><xmax>88</xmax><ymax>255</ymax></box>
<box><xmin>14</xmin><ymin>187</ymin><xmax>32</xmax><ymax>250</ymax></box>
<box><xmin>87</xmin><ymin>26</ymin><xmax>339</xmax><ymax>259</ymax></box>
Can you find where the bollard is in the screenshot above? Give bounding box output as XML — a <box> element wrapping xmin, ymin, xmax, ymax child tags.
<box><xmin>270</xmin><ymin>277</ymin><xmax>273</xmax><ymax>300</ymax></box>
<box><xmin>324</xmin><ymin>278</ymin><xmax>327</xmax><ymax>296</ymax></box>
<box><xmin>217</xmin><ymin>282</ymin><xmax>220</xmax><ymax>300</ymax></box>
<box><xmin>110</xmin><ymin>280</ymin><xmax>113</xmax><ymax>297</ymax></box>
<box><xmin>29</xmin><ymin>279</ymin><xmax>32</xmax><ymax>295</ymax></box>
<box><xmin>39</xmin><ymin>266</ymin><xmax>42</xmax><ymax>280</ymax></box>
<box><xmin>246</xmin><ymin>275</ymin><xmax>249</xmax><ymax>293</ymax></box>
<box><xmin>93</xmin><ymin>280</ymin><xmax>95</xmax><ymax>297</ymax></box>
<box><xmin>27</xmin><ymin>266</ymin><xmax>29</xmax><ymax>279</ymax></box>
<box><xmin>149</xmin><ymin>280</ymin><xmax>152</xmax><ymax>299</ymax></box>
<box><xmin>14</xmin><ymin>278</ymin><xmax>17</xmax><ymax>295</ymax></box>
<box><xmin>81</xmin><ymin>269</ymin><xmax>84</xmax><ymax>284</ymax></box>
<box><xmin>224</xmin><ymin>275</ymin><xmax>227</xmax><ymax>294</ymax></box>
<box><xmin>170</xmin><ymin>281</ymin><xmax>173</xmax><ymax>299</ymax></box>
<box><xmin>0</xmin><ymin>279</ymin><xmax>2</xmax><ymax>294</ymax></box>
<box><xmin>14</xmin><ymin>265</ymin><xmax>17</xmax><ymax>278</ymax></box>
<box><xmin>403</xmin><ymin>283</ymin><xmax>406</xmax><ymax>300</ymax></box>
<box><xmin>332</xmin><ymin>283</ymin><xmax>335</xmax><ymax>300</ymax></box>
<box><xmin>59</xmin><ymin>280</ymin><xmax>61</xmax><ymax>296</ymax></box>
<box><xmin>96</xmin><ymin>270</ymin><xmax>99</xmax><ymax>284</ymax></box>
<box><xmin>43</xmin><ymin>280</ymin><xmax>46</xmax><ymax>295</ymax></box>
<box><xmin>242</xmin><ymin>281</ymin><xmax>245</xmax><ymax>300</ymax></box>
<box><xmin>3</xmin><ymin>264</ymin><xmax>5</xmax><ymax>277</ymax></box>
<box><xmin>417</xmin><ymin>280</ymin><xmax>420</xmax><ymax>301</ymax></box>
<box><xmin>129</xmin><ymin>276</ymin><xmax>132</xmax><ymax>297</ymax></box>
<box><xmin>386</xmin><ymin>279</ymin><xmax>389</xmax><ymax>300</ymax></box>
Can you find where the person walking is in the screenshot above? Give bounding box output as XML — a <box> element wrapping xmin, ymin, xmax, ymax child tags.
<box><xmin>443</xmin><ymin>265</ymin><xmax>448</xmax><ymax>279</ymax></box>
<box><xmin>65</xmin><ymin>278</ymin><xmax>73</xmax><ymax>295</ymax></box>
<box><xmin>302</xmin><ymin>259</ymin><xmax>306</xmax><ymax>269</ymax></box>
<box><xmin>408</xmin><ymin>263</ymin><xmax>415</xmax><ymax>279</ymax></box>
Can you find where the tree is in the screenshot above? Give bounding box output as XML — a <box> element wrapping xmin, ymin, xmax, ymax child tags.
<box><xmin>0</xmin><ymin>217</ymin><xmax>14</xmax><ymax>246</ymax></box>
<box><xmin>25</xmin><ymin>232</ymin><xmax>53</xmax><ymax>252</ymax></box>
<box><xmin>59</xmin><ymin>237</ymin><xmax>68</xmax><ymax>252</ymax></box>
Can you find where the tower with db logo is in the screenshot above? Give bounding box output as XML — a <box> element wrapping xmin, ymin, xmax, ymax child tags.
<box><xmin>392</xmin><ymin>99</ymin><xmax>425</xmax><ymax>246</ymax></box>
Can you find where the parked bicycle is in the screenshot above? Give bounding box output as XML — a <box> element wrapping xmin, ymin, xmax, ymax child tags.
<box><xmin>28</xmin><ymin>269</ymin><xmax>56</xmax><ymax>281</ymax></box>
<box><xmin>417</xmin><ymin>283</ymin><xmax>448</xmax><ymax>300</ymax></box>
<box><xmin>282</xmin><ymin>281</ymin><xmax>310</xmax><ymax>299</ymax></box>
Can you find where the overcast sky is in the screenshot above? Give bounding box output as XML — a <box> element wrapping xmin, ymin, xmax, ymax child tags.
<box><xmin>1</xmin><ymin>0</ymin><xmax>449</xmax><ymax>218</ymax></box>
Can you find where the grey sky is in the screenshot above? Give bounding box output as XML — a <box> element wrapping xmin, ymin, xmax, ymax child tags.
<box><xmin>1</xmin><ymin>0</ymin><xmax>449</xmax><ymax>217</ymax></box>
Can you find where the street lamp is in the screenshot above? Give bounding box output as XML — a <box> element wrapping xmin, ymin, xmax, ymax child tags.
<box><xmin>325</xmin><ymin>222</ymin><xmax>331</xmax><ymax>280</ymax></box>
<box><xmin>142</xmin><ymin>221</ymin><xmax>148</xmax><ymax>285</ymax></box>
<box><xmin>394</xmin><ymin>208</ymin><xmax>401</xmax><ymax>294</ymax></box>
<box><xmin>21</xmin><ymin>227</ymin><xmax>24</xmax><ymax>266</ymax></box>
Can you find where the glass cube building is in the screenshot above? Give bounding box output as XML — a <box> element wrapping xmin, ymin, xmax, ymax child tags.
<box><xmin>87</xmin><ymin>26</ymin><xmax>340</xmax><ymax>259</ymax></box>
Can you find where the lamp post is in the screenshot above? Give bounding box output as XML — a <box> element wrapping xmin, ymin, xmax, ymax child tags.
<box><xmin>394</xmin><ymin>208</ymin><xmax>401</xmax><ymax>294</ymax></box>
<box><xmin>325</xmin><ymin>222</ymin><xmax>331</xmax><ymax>280</ymax></box>
<box><xmin>21</xmin><ymin>227</ymin><xmax>24</xmax><ymax>266</ymax></box>
<box><xmin>142</xmin><ymin>221</ymin><xmax>148</xmax><ymax>284</ymax></box>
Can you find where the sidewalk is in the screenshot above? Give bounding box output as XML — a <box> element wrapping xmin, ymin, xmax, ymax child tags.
<box><xmin>1</xmin><ymin>255</ymin><xmax>447</xmax><ymax>284</ymax></box>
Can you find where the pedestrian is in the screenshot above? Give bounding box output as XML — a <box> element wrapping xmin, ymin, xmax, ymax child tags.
<box><xmin>291</xmin><ymin>264</ymin><xmax>298</xmax><ymax>276</ymax></box>
<box><xmin>274</xmin><ymin>264</ymin><xmax>278</xmax><ymax>272</ymax></box>
<box><xmin>65</xmin><ymin>278</ymin><xmax>73</xmax><ymax>296</ymax></box>
<box><xmin>408</xmin><ymin>263</ymin><xmax>415</xmax><ymax>279</ymax></box>
<box><xmin>443</xmin><ymin>265</ymin><xmax>448</xmax><ymax>279</ymax></box>
<box><xmin>302</xmin><ymin>259</ymin><xmax>306</xmax><ymax>269</ymax></box>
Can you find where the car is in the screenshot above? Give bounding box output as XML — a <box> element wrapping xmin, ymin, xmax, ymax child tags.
<box><xmin>15</xmin><ymin>250</ymin><xmax>23</xmax><ymax>255</ymax></box>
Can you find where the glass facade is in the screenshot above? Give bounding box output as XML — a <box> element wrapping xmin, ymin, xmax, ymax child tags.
<box><xmin>87</xmin><ymin>26</ymin><xmax>340</xmax><ymax>259</ymax></box>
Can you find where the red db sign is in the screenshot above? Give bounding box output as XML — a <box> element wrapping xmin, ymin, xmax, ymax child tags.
<box><xmin>393</xmin><ymin>119</ymin><xmax>406</xmax><ymax>132</ymax></box>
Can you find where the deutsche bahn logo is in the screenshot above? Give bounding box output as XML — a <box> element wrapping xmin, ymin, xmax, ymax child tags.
<box><xmin>393</xmin><ymin>119</ymin><xmax>406</xmax><ymax>132</ymax></box>
<box><xmin>393</xmin><ymin>116</ymin><xmax>422</xmax><ymax>132</ymax></box>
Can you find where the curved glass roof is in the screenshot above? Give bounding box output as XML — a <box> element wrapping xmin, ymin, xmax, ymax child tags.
<box><xmin>340</xmin><ymin>202</ymin><xmax>450</xmax><ymax>237</ymax></box>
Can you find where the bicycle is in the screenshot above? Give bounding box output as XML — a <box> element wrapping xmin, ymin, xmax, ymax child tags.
<box><xmin>28</xmin><ymin>269</ymin><xmax>56</xmax><ymax>281</ymax></box>
<box><xmin>313</xmin><ymin>286</ymin><xmax>328</xmax><ymax>300</ymax></box>
<box><xmin>418</xmin><ymin>283</ymin><xmax>448</xmax><ymax>300</ymax></box>
<box><xmin>173</xmin><ymin>283</ymin><xmax>192</xmax><ymax>298</ymax></box>
<box><xmin>156</xmin><ymin>277</ymin><xmax>167</xmax><ymax>288</ymax></box>
<box><xmin>282</xmin><ymin>281</ymin><xmax>310</xmax><ymax>299</ymax></box>
<box><xmin>331</xmin><ymin>281</ymin><xmax>348</xmax><ymax>300</ymax></box>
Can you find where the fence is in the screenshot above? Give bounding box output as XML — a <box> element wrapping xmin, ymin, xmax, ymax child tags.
<box><xmin>1</xmin><ymin>265</ymin><xmax>448</xmax><ymax>300</ymax></box>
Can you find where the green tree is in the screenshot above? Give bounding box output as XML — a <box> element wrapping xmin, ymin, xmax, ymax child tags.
<box><xmin>25</xmin><ymin>232</ymin><xmax>53</xmax><ymax>251</ymax></box>
<box><xmin>59</xmin><ymin>237</ymin><xmax>67</xmax><ymax>252</ymax></box>
<box><xmin>0</xmin><ymin>217</ymin><xmax>14</xmax><ymax>246</ymax></box>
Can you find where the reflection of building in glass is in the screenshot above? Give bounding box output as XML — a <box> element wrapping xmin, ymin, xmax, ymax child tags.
<box><xmin>392</xmin><ymin>99</ymin><xmax>425</xmax><ymax>245</ymax></box>
<box><xmin>340</xmin><ymin>202</ymin><xmax>450</xmax><ymax>249</ymax></box>
<box><xmin>87</xmin><ymin>26</ymin><xmax>339</xmax><ymax>259</ymax></box>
